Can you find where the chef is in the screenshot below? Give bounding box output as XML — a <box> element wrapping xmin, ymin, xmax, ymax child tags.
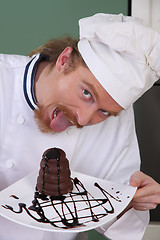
<box><xmin>0</xmin><ymin>13</ymin><xmax>160</xmax><ymax>240</ymax></box>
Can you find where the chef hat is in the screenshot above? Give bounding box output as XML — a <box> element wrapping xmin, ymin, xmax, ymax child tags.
<box><xmin>78</xmin><ymin>13</ymin><xmax>160</xmax><ymax>109</ymax></box>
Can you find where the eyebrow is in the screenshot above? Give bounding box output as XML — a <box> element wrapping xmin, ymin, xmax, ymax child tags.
<box><xmin>82</xmin><ymin>80</ymin><xmax>120</xmax><ymax>117</ymax></box>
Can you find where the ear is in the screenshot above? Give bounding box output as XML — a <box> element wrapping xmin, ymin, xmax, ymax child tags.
<box><xmin>56</xmin><ymin>47</ymin><xmax>73</xmax><ymax>72</ymax></box>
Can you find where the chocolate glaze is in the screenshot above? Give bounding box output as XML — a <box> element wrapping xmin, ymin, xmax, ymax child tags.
<box><xmin>36</xmin><ymin>148</ymin><xmax>73</xmax><ymax>196</ymax></box>
<box><xmin>10</xmin><ymin>195</ymin><xmax>19</xmax><ymax>199</ymax></box>
<box><xmin>2</xmin><ymin>148</ymin><xmax>126</xmax><ymax>229</ymax></box>
<box><xmin>2</xmin><ymin>177</ymin><xmax>122</xmax><ymax>229</ymax></box>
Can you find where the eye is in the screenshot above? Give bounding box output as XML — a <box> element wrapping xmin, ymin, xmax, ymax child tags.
<box><xmin>100</xmin><ymin>109</ymin><xmax>111</xmax><ymax>117</ymax></box>
<box><xmin>82</xmin><ymin>89</ymin><xmax>92</xmax><ymax>99</ymax></box>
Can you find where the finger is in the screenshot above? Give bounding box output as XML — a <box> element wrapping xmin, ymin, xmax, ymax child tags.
<box><xmin>134</xmin><ymin>183</ymin><xmax>160</xmax><ymax>199</ymax></box>
<box><xmin>133</xmin><ymin>195</ymin><xmax>159</xmax><ymax>204</ymax></box>
<box><xmin>129</xmin><ymin>171</ymin><xmax>150</xmax><ymax>188</ymax></box>
<box><xmin>132</xmin><ymin>202</ymin><xmax>158</xmax><ymax>211</ymax></box>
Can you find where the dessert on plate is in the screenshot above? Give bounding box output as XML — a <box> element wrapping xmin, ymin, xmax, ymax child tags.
<box><xmin>36</xmin><ymin>147</ymin><xmax>73</xmax><ymax>196</ymax></box>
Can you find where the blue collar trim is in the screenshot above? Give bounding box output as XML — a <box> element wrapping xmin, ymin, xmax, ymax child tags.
<box><xmin>23</xmin><ymin>54</ymin><xmax>40</xmax><ymax>110</ymax></box>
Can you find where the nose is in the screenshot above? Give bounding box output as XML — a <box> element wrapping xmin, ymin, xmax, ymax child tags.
<box><xmin>75</xmin><ymin>107</ymin><xmax>95</xmax><ymax>126</ymax></box>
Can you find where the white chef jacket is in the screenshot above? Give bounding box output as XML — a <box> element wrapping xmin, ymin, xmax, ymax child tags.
<box><xmin>0</xmin><ymin>54</ymin><xmax>149</xmax><ymax>240</ymax></box>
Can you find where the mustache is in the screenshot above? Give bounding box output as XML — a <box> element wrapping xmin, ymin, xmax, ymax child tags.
<box><xmin>57</xmin><ymin>104</ymin><xmax>82</xmax><ymax>129</ymax></box>
<box><xmin>34</xmin><ymin>104</ymin><xmax>83</xmax><ymax>134</ymax></box>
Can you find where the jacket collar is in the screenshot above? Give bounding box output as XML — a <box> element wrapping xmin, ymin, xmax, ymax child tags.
<box><xmin>23</xmin><ymin>54</ymin><xmax>41</xmax><ymax>110</ymax></box>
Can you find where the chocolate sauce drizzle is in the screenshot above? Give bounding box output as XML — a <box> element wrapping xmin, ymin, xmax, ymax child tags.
<box><xmin>57</xmin><ymin>157</ymin><xmax>61</xmax><ymax>195</ymax></box>
<box><xmin>41</xmin><ymin>148</ymin><xmax>61</xmax><ymax>196</ymax></box>
<box><xmin>2</xmin><ymin>148</ymin><xmax>127</xmax><ymax>229</ymax></box>
<box><xmin>2</xmin><ymin>177</ymin><xmax>124</xmax><ymax>229</ymax></box>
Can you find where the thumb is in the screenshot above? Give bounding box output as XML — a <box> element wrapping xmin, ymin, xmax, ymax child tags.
<box><xmin>129</xmin><ymin>171</ymin><xmax>146</xmax><ymax>188</ymax></box>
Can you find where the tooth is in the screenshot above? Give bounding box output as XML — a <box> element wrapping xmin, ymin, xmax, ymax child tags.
<box><xmin>53</xmin><ymin>108</ymin><xmax>57</xmax><ymax>119</ymax></box>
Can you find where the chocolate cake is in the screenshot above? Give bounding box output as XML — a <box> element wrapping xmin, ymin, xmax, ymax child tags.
<box><xmin>36</xmin><ymin>148</ymin><xmax>73</xmax><ymax>196</ymax></box>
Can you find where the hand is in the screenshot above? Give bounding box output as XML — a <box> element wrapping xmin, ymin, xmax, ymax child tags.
<box><xmin>129</xmin><ymin>171</ymin><xmax>160</xmax><ymax>211</ymax></box>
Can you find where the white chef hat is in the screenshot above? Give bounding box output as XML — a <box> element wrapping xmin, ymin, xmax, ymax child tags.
<box><xmin>78</xmin><ymin>13</ymin><xmax>160</xmax><ymax>109</ymax></box>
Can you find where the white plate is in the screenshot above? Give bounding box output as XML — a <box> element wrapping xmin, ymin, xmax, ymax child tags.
<box><xmin>0</xmin><ymin>170</ymin><xmax>136</xmax><ymax>232</ymax></box>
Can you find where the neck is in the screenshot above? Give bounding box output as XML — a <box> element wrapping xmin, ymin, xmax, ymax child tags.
<box><xmin>34</xmin><ymin>61</ymin><xmax>49</xmax><ymax>84</ymax></box>
<box><xmin>34</xmin><ymin>61</ymin><xmax>50</xmax><ymax>104</ymax></box>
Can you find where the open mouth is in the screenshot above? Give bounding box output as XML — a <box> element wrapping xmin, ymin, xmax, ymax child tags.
<box><xmin>53</xmin><ymin>108</ymin><xmax>60</xmax><ymax>119</ymax></box>
<box><xmin>50</xmin><ymin>107</ymin><xmax>73</xmax><ymax>132</ymax></box>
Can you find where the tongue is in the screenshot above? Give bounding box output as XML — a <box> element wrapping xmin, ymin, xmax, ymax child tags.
<box><xmin>50</xmin><ymin>111</ymin><xmax>72</xmax><ymax>132</ymax></box>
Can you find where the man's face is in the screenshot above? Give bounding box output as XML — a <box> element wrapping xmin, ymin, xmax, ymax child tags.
<box><xmin>34</xmin><ymin>62</ymin><xmax>123</xmax><ymax>133</ymax></box>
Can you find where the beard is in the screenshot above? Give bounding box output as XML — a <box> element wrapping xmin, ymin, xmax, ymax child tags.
<box><xmin>34</xmin><ymin>104</ymin><xmax>83</xmax><ymax>134</ymax></box>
